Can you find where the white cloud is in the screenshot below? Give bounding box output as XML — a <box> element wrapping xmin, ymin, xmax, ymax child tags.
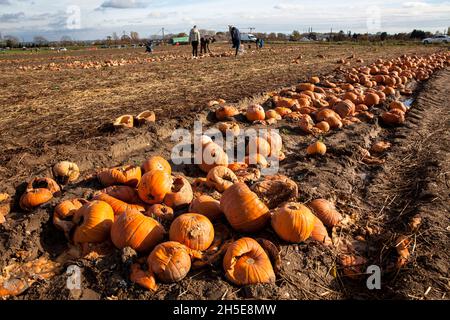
<box><xmin>402</xmin><ymin>1</ymin><xmax>430</xmax><ymax>8</ymax></box>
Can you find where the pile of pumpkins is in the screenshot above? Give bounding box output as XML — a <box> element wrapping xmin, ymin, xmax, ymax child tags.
<box><xmin>211</xmin><ymin>52</ymin><xmax>449</xmax><ymax>133</ymax></box>
<box><xmin>11</xmin><ymin>129</ymin><xmax>344</xmax><ymax>293</ymax></box>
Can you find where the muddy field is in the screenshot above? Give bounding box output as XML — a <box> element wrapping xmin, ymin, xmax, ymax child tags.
<box><xmin>0</xmin><ymin>43</ymin><xmax>449</xmax><ymax>300</ymax></box>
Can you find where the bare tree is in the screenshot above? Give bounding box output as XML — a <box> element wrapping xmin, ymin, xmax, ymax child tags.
<box><xmin>130</xmin><ymin>31</ymin><xmax>140</xmax><ymax>44</ymax></box>
<box><xmin>60</xmin><ymin>35</ymin><xmax>73</xmax><ymax>46</ymax></box>
<box><xmin>112</xmin><ymin>32</ymin><xmax>119</xmax><ymax>45</ymax></box>
<box><xmin>33</xmin><ymin>36</ymin><xmax>49</xmax><ymax>46</ymax></box>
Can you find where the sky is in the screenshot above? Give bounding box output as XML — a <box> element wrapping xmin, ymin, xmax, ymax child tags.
<box><xmin>0</xmin><ymin>0</ymin><xmax>449</xmax><ymax>41</ymax></box>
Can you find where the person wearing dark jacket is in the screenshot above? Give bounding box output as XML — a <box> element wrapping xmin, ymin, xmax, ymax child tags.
<box><xmin>229</xmin><ymin>26</ymin><xmax>241</xmax><ymax>56</ymax></box>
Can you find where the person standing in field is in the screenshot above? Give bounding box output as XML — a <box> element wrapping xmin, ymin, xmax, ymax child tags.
<box><xmin>229</xmin><ymin>25</ymin><xmax>241</xmax><ymax>56</ymax></box>
<box><xmin>189</xmin><ymin>25</ymin><xmax>201</xmax><ymax>58</ymax></box>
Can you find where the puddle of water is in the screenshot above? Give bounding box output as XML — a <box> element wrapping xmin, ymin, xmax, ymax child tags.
<box><xmin>404</xmin><ymin>98</ymin><xmax>414</xmax><ymax>107</ymax></box>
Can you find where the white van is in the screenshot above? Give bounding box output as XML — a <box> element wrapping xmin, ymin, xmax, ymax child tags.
<box><xmin>241</xmin><ymin>33</ymin><xmax>258</xmax><ymax>43</ymax></box>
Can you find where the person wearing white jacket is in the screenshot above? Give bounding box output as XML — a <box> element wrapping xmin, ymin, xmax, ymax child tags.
<box><xmin>189</xmin><ymin>26</ymin><xmax>201</xmax><ymax>58</ymax></box>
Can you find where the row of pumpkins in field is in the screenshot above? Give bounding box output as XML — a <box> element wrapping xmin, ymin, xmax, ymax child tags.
<box><xmin>1</xmin><ymin>127</ymin><xmax>344</xmax><ymax>294</ymax></box>
<box><xmin>15</xmin><ymin>46</ymin><xmax>262</xmax><ymax>72</ymax></box>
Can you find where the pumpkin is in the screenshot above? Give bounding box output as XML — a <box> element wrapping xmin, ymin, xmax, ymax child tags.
<box><xmin>228</xmin><ymin>162</ymin><xmax>248</xmax><ymax>172</ymax></box>
<box><xmin>274</xmin><ymin>107</ymin><xmax>292</xmax><ymax>117</ymax></box>
<box><xmin>325</xmin><ymin>116</ymin><xmax>343</xmax><ymax>129</ymax></box>
<box><xmin>246</xmin><ymin>136</ymin><xmax>271</xmax><ymax>157</ymax></box>
<box><xmin>98</xmin><ymin>165</ymin><xmax>142</xmax><ymax>188</ymax></box>
<box><xmin>310</xmin><ymin>76</ymin><xmax>320</xmax><ymax>84</ymax></box>
<box><xmin>315</xmin><ymin>121</ymin><xmax>330</xmax><ymax>133</ymax></box>
<box><xmin>52</xmin><ymin>161</ymin><xmax>80</xmax><ymax>184</ymax></box>
<box><xmin>138</xmin><ymin>170</ymin><xmax>173</xmax><ymax>205</ymax></box>
<box><xmin>271</xmin><ymin>202</ymin><xmax>316</xmax><ymax>243</ymax></box>
<box><xmin>307</xmin><ymin>141</ymin><xmax>327</xmax><ymax>156</ymax></box>
<box><xmin>333</xmin><ymin>99</ymin><xmax>355</xmax><ymax>118</ymax></box>
<box><xmin>315</xmin><ymin>108</ymin><xmax>341</xmax><ymax>122</ymax></box>
<box><xmin>246</xmin><ymin>104</ymin><xmax>265</xmax><ymax>122</ymax></box>
<box><xmin>298</xmin><ymin>115</ymin><xmax>315</xmax><ymax>134</ymax></box>
<box><xmin>265</xmin><ymin>110</ymin><xmax>282</xmax><ymax>120</ymax></box>
<box><xmin>111</xmin><ymin>210</ymin><xmax>165</xmax><ymax>252</ymax></box>
<box><xmin>146</xmin><ymin>204</ymin><xmax>174</xmax><ymax>222</ymax></box>
<box><xmin>142</xmin><ymin>156</ymin><xmax>171</xmax><ymax>175</ymax></box>
<box><xmin>370</xmin><ymin>141</ymin><xmax>392</xmax><ymax>154</ymax></box>
<box><xmin>0</xmin><ymin>194</ymin><xmax>10</xmax><ymax>223</ymax></box>
<box><xmin>198</xmin><ymin>142</ymin><xmax>229</xmax><ymax>173</ymax></box>
<box><xmin>163</xmin><ymin>175</ymin><xmax>193</xmax><ymax>208</ymax></box>
<box><xmin>275</xmin><ymin>97</ymin><xmax>297</xmax><ymax>109</ymax></box>
<box><xmin>136</xmin><ymin>110</ymin><xmax>156</xmax><ymax>124</ymax></box>
<box><xmin>308</xmin><ymin>199</ymin><xmax>342</xmax><ymax>227</ymax></box>
<box><xmin>216</xmin><ymin>105</ymin><xmax>239</xmax><ymax>121</ymax></box>
<box><xmin>114</xmin><ymin>115</ymin><xmax>134</xmax><ymax>128</ymax></box>
<box><xmin>72</xmin><ymin>200</ymin><xmax>115</xmax><ymax>243</ymax></box>
<box><xmin>355</xmin><ymin>104</ymin><xmax>369</xmax><ymax>112</ymax></box>
<box><xmin>217</xmin><ymin>122</ymin><xmax>240</xmax><ymax>136</ymax></box>
<box><xmin>130</xmin><ymin>263</ymin><xmax>157</xmax><ymax>292</ymax></box>
<box><xmin>169</xmin><ymin>213</ymin><xmax>214</xmax><ymax>251</ymax></box>
<box><xmin>245</xmin><ymin>153</ymin><xmax>268</xmax><ymax>169</ymax></box>
<box><xmin>100</xmin><ymin>185</ymin><xmax>142</xmax><ymax>204</ymax></box>
<box><xmin>93</xmin><ymin>193</ymin><xmax>146</xmax><ymax>215</ymax></box>
<box><xmin>311</xmin><ymin>217</ymin><xmax>332</xmax><ymax>246</ymax></box>
<box><xmin>223</xmin><ymin>237</ymin><xmax>275</xmax><ymax>286</ymax></box>
<box><xmin>383</xmin><ymin>86</ymin><xmax>396</xmax><ymax>96</ymax></box>
<box><xmin>189</xmin><ymin>195</ymin><xmax>223</xmax><ymax>221</ymax></box>
<box><xmin>381</xmin><ymin>111</ymin><xmax>405</xmax><ymax>125</ymax></box>
<box><xmin>206</xmin><ymin>166</ymin><xmax>238</xmax><ymax>192</ymax></box>
<box><xmin>389</xmin><ymin>101</ymin><xmax>407</xmax><ymax>113</ymax></box>
<box><xmin>148</xmin><ymin>241</ymin><xmax>199</xmax><ymax>283</ymax></box>
<box><xmin>53</xmin><ymin>198</ymin><xmax>88</xmax><ymax>236</ymax></box>
<box><xmin>364</xmin><ymin>93</ymin><xmax>380</xmax><ymax>107</ymax></box>
<box><xmin>297</xmin><ymin>83</ymin><xmax>315</xmax><ymax>92</ymax></box>
<box><xmin>19</xmin><ymin>177</ymin><xmax>61</xmax><ymax>211</ymax></box>
<box><xmin>251</xmin><ymin>175</ymin><xmax>299</xmax><ymax>209</ymax></box>
<box><xmin>220</xmin><ymin>182</ymin><xmax>270</xmax><ymax>233</ymax></box>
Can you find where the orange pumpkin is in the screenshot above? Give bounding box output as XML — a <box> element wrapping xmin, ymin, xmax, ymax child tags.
<box><xmin>138</xmin><ymin>170</ymin><xmax>173</xmax><ymax>205</ymax></box>
<box><xmin>53</xmin><ymin>198</ymin><xmax>88</xmax><ymax>236</ymax></box>
<box><xmin>308</xmin><ymin>199</ymin><xmax>342</xmax><ymax>227</ymax></box>
<box><xmin>297</xmin><ymin>83</ymin><xmax>315</xmax><ymax>92</ymax></box>
<box><xmin>227</xmin><ymin>162</ymin><xmax>248</xmax><ymax>172</ymax></box>
<box><xmin>271</xmin><ymin>202</ymin><xmax>316</xmax><ymax>243</ymax></box>
<box><xmin>169</xmin><ymin>213</ymin><xmax>214</xmax><ymax>251</ymax></box>
<box><xmin>100</xmin><ymin>185</ymin><xmax>142</xmax><ymax>204</ymax></box>
<box><xmin>315</xmin><ymin>108</ymin><xmax>341</xmax><ymax>122</ymax></box>
<box><xmin>220</xmin><ymin>182</ymin><xmax>270</xmax><ymax>233</ymax></box>
<box><xmin>198</xmin><ymin>142</ymin><xmax>229</xmax><ymax>173</ymax></box>
<box><xmin>265</xmin><ymin>110</ymin><xmax>282</xmax><ymax>120</ymax></box>
<box><xmin>145</xmin><ymin>204</ymin><xmax>174</xmax><ymax>222</ymax></box>
<box><xmin>111</xmin><ymin>210</ymin><xmax>165</xmax><ymax>252</ymax></box>
<box><xmin>324</xmin><ymin>116</ymin><xmax>343</xmax><ymax>129</ymax></box>
<box><xmin>370</xmin><ymin>141</ymin><xmax>392</xmax><ymax>154</ymax></box>
<box><xmin>307</xmin><ymin>141</ymin><xmax>327</xmax><ymax>156</ymax></box>
<box><xmin>311</xmin><ymin>217</ymin><xmax>332</xmax><ymax>246</ymax></box>
<box><xmin>163</xmin><ymin>175</ymin><xmax>193</xmax><ymax>208</ymax></box>
<box><xmin>72</xmin><ymin>200</ymin><xmax>115</xmax><ymax>243</ymax></box>
<box><xmin>189</xmin><ymin>195</ymin><xmax>223</xmax><ymax>221</ymax></box>
<box><xmin>148</xmin><ymin>241</ymin><xmax>199</xmax><ymax>283</ymax></box>
<box><xmin>274</xmin><ymin>107</ymin><xmax>292</xmax><ymax>117</ymax></box>
<box><xmin>381</xmin><ymin>110</ymin><xmax>405</xmax><ymax>125</ymax></box>
<box><xmin>217</xmin><ymin>122</ymin><xmax>240</xmax><ymax>136</ymax></box>
<box><xmin>364</xmin><ymin>93</ymin><xmax>380</xmax><ymax>107</ymax></box>
<box><xmin>389</xmin><ymin>101</ymin><xmax>407</xmax><ymax>113</ymax></box>
<box><xmin>261</xmin><ymin>130</ymin><xmax>283</xmax><ymax>156</ymax></box>
<box><xmin>93</xmin><ymin>193</ymin><xmax>146</xmax><ymax>215</ymax></box>
<box><xmin>333</xmin><ymin>99</ymin><xmax>355</xmax><ymax>118</ymax></box>
<box><xmin>98</xmin><ymin>165</ymin><xmax>142</xmax><ymax>188</ymax></box>
<box><xmin>206</xmin><ymin>166</ymin><xmax>238</xmax><ymax>192</ymax></box>
<box><xmin>136</xmin><ymin>110</ymin><xmax>156</xmax><ymax>124</ymax></box>
<box><xmin>216</xmin><ymin>105</ymin><xmax>239</xmax><ymax>121</ymax></box>
<box><xmin>142</xmin><ymin>156</ymin><xmax>171</xmax><ymax>175</ymax></box>
<box><xmin>223</xmin><ymin>237</ymin><xmax>275</xmax><ymax>286</ymax></box>
<box><xmin>246</xmin><ymin>104</ymin><xmax>265</xmax><ymax>122</ymax></box>
<box><xmin>315</xmin><ymin>121</ymin><xmax>330</xmax><ymax>133</ymax></box>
